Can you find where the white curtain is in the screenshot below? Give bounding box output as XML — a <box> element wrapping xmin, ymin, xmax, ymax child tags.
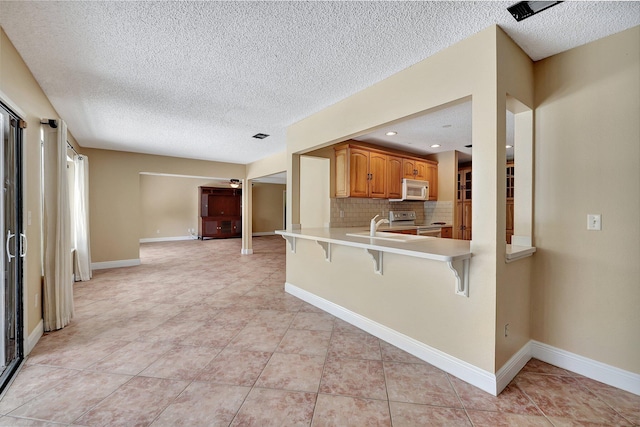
<box><xmin>73</xmin><ymin>155</ymin><xmax>92</xmax><ymax>281</ymax></box>
<box><xmin>43</xmin><ymin>120</ymin><xmax>73</xmax><ymax>331</ymax></box>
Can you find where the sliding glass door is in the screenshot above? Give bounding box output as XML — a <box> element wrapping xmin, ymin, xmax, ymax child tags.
<box><xmin>0</xmin><ymin>102</ymin><xmax>24</xmax><ymax>392</ymax></box>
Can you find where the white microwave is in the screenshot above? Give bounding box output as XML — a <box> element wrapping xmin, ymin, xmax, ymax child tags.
<box><xmin>390</xmin><ymin>178</ymin><xmax>429</xmax><ymax>201</ymax></box>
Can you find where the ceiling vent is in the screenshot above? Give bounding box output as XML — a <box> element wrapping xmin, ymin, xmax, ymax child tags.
<box><xmin>252</xmin><ymin>133</ymin><xmax>270</xmax><ymax>139</ymax></box>
<box><xmin>507</xmin><ymin>1</ymin><xmax>562</xmax><ymax>22</ymax></box>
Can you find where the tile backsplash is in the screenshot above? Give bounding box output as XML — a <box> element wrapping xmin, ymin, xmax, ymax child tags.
<box><xmin>330</xmin><ymin>198</ymin><xmax>453</xmax><ymax>228</ymax></box>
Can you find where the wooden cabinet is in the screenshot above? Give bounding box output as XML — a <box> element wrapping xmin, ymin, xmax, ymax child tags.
<box><xmin>506</xmin><ymin>162</ymin><xmax>515</xmax><ymax>244</ymax></box>
<box><xmin>335</xmin><ymin>145</ymin><xmax>388</xmax><ymax>198</ymax></box>
<box><xmin>198</xmin><ymin>187</ymin><xmax>242</xmax><ymax>239</ymax></box>
<box><xmin>454</xmin><ymin>163</ymin><xmax>516</xmax><ymax>243</ymax></box>
<box><xmin>441</xmin><ymin>226</ymin><xmax>453</xmax><ymax>239</ymax></box>
<box><xmin>387</xmin><ymin>155</ymin><xmax>403</xmax><ymax>199</ymax></box>
<box><xmin>456</xmin><ymin>167</ymin><xmax>472</xmax><ymax>240</ymax></box>
<box><xmin>335</xmin><ymin>142</ymin><xmax>437</xmax><ymax>200</ymax></box>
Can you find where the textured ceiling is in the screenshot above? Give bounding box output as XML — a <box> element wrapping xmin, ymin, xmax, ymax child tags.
<box><xmin>1</xmin><ymin>1</ymin><xmax>638</xmax><ymax>165</ymax></box>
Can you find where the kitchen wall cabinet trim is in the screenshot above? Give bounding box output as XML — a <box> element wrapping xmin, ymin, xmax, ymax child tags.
<box><xmin>276</xmin><ymin>228</ymin><xmax>472</xmax><ymax>297</ymax></box>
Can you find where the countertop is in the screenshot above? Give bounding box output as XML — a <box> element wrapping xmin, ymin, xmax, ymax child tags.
<box><xmin>275</xmin><ymin>227</ymin><xmax>471</xmax><ymax>262</ymax></box>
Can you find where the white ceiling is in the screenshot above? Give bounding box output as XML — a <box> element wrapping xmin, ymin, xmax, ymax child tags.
<box><xmin>1</xmin><ymin>1</ymin><xmax>638</xmax><ymax>165</ymax></box>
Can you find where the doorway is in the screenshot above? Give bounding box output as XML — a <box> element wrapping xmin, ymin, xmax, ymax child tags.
<box><xmin>0</xmin><ymin>102</ymin><xmax>25</xmax><ymax>392</ymax></box>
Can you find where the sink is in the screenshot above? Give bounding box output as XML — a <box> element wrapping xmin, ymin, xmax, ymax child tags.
<box><xmin>346</xmin><ymin>231</ymin><xmax>435</xmax><ymax>243</ymax></box>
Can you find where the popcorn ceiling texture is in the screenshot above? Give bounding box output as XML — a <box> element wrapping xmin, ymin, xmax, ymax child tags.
<box><xmin>1</xmin><ymin>2</ymin><xmax>637</xmax><ymax>164</ymax></box>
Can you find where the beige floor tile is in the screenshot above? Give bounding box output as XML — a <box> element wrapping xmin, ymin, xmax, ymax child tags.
<box><xmin>384</xmin><ymin>361</ymin><xmax>461</xmax><ymax>407</ymax></box>
<box><xmin>466</xmin><ymin>409</ymin><xmax>554</xmax><ymax>426</ymax></box>
<box><xmin>514</xmin><ymin>372</ymin><xmax>630</xmax><ymax>425</ymax></box>
<box><xmin>227</xmin><ymin>325</ymin><xmax>287</xmax><ymax>352</ymax></box>
<box><xmin>74</xmin><ymin>376</ymin><xmax>188</xmax><ymax>426</ymax></box>
<box><xmin>290</xmin><ymin>311</ymin><xmax>335</xmax><ymax>331</ymax></box>
<box><xmin>312</xmin><ymin>394</ymin><xmax>391</xmax><ymax>427</ymax></box>
<box><xmin>0</xmin><ymin>365</ymin><xmax>78</xmax><ymax>415</ymax></box>
<box><xmin>8</xmin><ymin>371</ymin><xmax>132</xmax><ymax>423</ymax></box>
<box><xmin>328</xmin><ymin>332</ymin><xmax>381</xmax><ymax>360</ymax></box>
<box><xmin>88</xmin><ymin>340</ymin><xmax>173</xmax><ymax>375</ymax></box>
<box><xmin>255</xmin><ymin>352</ymin><xmax>325</xmax><ymax>392</ymax></box>
<box><xmin>140</xmin><ymin>345</ymin><xmax>220</xmax><ymax>380</ymax></box>
<box><xmin>390</xmin><ymin>401</ymin><xmax>472</xmax><ymax>426</ymax></box>
<box><xmin>320</xmin><ymin>357</ymin><xmax>387</xmax><ymax>400</ymax></box>
<box><xmin>449</xmin><ymin>375</ymin><xmax>541</xmax><ymax>415</ymax></box>
<box><xmin>197</xmin><ymin>348</ymin><xmax>271</xmax><ymax>386</ymax></box>
<box><xmin>150</xmin><ymin>382</ymin><xmax>250</xmax><ymax>426</ymax></box>
<box><xmin>230</xmin><ymin>387</ymin><xmax>316</xmax><ymax>427</ymax></box>
<box><xmin>276</xmin><ymin>329</ymin><xmax>331</xmax><ymax>356</ymax></box>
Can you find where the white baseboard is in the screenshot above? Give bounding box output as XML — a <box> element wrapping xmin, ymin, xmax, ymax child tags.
<box><xmin>26</xmin><ymin>319</ymin><xmax>43</xmax><ymax>355</ymax></box>
<box><xmin>496</xmin><ymin>341</ymin><xmax>532</xmax><ymax>393</ymax></box>
<box><xmin>531</xmin><ymin>340</ymin><xmax>640</xmax><ymax>396</ymax></box>
<box><xmin>252</xmin><ymin>232</ymin><xmax>275</xmax><ymax>236</ymax></box>
<box><xmin>139</xmin><ymin>235</ymin><xmax>195</xmax><ymax>243</ymax></box>
<box><xmin>91</xmin><ymin>259</ymin><xmax>141</xmax><ymax>270</ymax></box>
<box><xmin>241</xmin><ymin>248</ymin><xmax>254</xmax><ymax>255</ymax></box>
<box><xmin>285</xmin><ymin>282</ymin><xmax>499</xmax><ymax>395</ymax></box>
<box><xmin>285</xmin><ymin>282</ymin><xmax>640</xmax><ymax>397</ymax></box>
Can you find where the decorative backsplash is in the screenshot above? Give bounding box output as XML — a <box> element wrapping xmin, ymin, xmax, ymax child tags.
<box><xmin>329</xmin><ymin>198</ymin><xmax>453</xmax><ymax>228</ymax></box>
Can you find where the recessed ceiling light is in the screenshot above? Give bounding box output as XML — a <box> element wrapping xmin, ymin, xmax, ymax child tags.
<box><xmin>430</xmin><ymin>144</ymin><xmax>441</xmax><ymax>148</ymax></box>
<box><xmin>442</xmin><ymin>124</ymin><xmax>452</xmax><ymax>128</ymax></box>
<box><xmin>252</xmin><ymin>133</ymin><xmax>269</xmax><ymax>139</ymax></box>
<box><xmin>506</xmin><ymin>145</ymin><xmax>513</xmax><ymax>149</ymax></box>
<box><xmin>385</xmin><ymin>131</ymin><xmax>397</xmax><ymax>136</ymax></box>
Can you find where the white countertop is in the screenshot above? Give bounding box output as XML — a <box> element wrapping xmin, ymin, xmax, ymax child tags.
<box><xmin>275</xmin><ymin>227</ymin><xmax>471</xmax><ymax>262</ymax></box>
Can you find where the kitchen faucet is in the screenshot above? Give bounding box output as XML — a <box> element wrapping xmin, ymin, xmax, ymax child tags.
<box><xmin>370</xmin><ymin>215</ymin><xmax>390</xmax><ymax>237</ymax></box>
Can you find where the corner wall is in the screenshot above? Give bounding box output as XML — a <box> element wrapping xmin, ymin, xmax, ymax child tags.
<box><xmin>531</xmin><ymin>26</ymin><xmax>640</xmax><ymax>374</ymax></box>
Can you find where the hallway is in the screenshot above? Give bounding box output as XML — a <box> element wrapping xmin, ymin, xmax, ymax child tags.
<box><xmin>0</xmin><ymin>236</ymin><xmax>637</xmax><ymax>426</ymax></box>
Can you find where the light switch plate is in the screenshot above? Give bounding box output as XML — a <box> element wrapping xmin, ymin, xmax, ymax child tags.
<box><xmin>587</xmin><ymin>214</ymin><xmax>602</xmax><ymax>231</ymax></box>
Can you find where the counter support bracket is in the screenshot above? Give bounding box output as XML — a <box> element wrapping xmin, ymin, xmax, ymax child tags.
<box><xmin>448</xmin><ymin>259</ymin><xmax>470</xmax><ymax>297</ymax></box>
<box><xmin>316</xmin><ymin>241</ymin><xmax>331</xmax><ymax>262</ymax></box>
<box><xmin>282</xmin><ymin>235</ymin><xmax>296</xmax><ymax>253</ymax></box>
<box><xmin>365</xmin><ymin>249</ymin><xmax>383</xmax><ymax>275</ymax></box>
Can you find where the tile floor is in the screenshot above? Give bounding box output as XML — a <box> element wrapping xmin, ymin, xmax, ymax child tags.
<box><xmin>0</xmin><ymin>236</ymin><xmax>638</xmax><ymax>426</ymax></box>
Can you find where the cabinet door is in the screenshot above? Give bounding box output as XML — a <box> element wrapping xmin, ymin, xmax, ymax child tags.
<box><xmin>402</xmin><ymin>158</ymin><xmax>416</xmax><ymax>178</ymax></box>
<box><xmin>426</xmin><ymin>162</ymin><xmax>438</xmax><ymax>200</ymax></box>
<box><xmin>462</xmin><ymin>201</ymin><xmax>472</xmax><ymax>240</ymax></box>
<box><xmin>387</xmin><ymin>156</ymin><xmax>403</xmax><ymax>199</ymax></box>
<box><xmin>506</xmin><ymin>200</ymin><xmax>514</xmax><ymax>244</ymax></box>
<box><xmin>349</xmin><ymin>148</ymin><xmax>370</xmax><ymax>198</ymax></box>
<box><xmin>203</xmin><ymin>219</ymin><xmax>220</xmax><ymax>237</ymax></box>
<box><xmin>441</xmin><ymin>226</ymin><xmax>453</xmax><ymax>239</ymax></box>
<box><xmin>335</xmin><ymin>148</ymin><xmax>349</xmax><ymax>197</ymax></box>
<box><xmin>414</xmin><ymin>160</ymin><xmax>428</xmax><ymax>180</ymax></box>
<box><xmin>200</xmin><ymin>193</ymin><xmax>210</xmax><ymax>217</ymax></box>
<box><xmin>369</xmin><ymin>152</ymin><xmax>387</xmax><ymax>198</ymax></box>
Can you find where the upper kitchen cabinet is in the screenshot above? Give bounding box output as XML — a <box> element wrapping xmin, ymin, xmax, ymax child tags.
<box><xmin>387</xmin><ymin>155</ymin><xmax>404</xmax><ymax>199</ymax></box>
<box><xmin>335</xmin><ymin>144</ymin><xmax>387</xmax><ymax>198</ymax></box>
<box><xmin>402</xmin><ymin>158</ymin><xmax>438</xmax><ymax>201</ymax></box>
<box><xmin>335</xmin><ymin>142</ymin><xmax>438</xmax><ymax>200</ymax></box>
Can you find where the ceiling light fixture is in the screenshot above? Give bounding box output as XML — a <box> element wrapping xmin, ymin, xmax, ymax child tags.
<box><xmin>442</xmin><ymin>124</ymin><xmax>452</xmax><ymax>128</ymax></box>
<box><xmin>252</xmin><ymin>133</ymin><xmax>269</xmax><ymax>139</ymax></box>
<box><xmin>430</xmin><ymin>144</ymin><xmax>441</xmax><ymax>148</ymax></box>
<box><xmin>507</xmin><ymin>1</ymin><xmax>562</xmax><ymax>22</ymax></box>
<box><xmin>385</xmin><ymin>131</ymin><xmax>397</xmax><ymax>136</ymax></box>
<box><xmin>229</xmin><ymin>179</ymin><xmax>240</xmax><ymax>188</ymax></box>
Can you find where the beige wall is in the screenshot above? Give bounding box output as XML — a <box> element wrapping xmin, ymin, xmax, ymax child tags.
<box><xmin>299</xmin><ymin>156</ymin><xmax>330</xmax><ymax>228</ymax></box>
<box><xmin>252</xmin><ymin>182</ymin><xmax>285</xmax><ymax>233</ymax></box>
<box><xmin>139</xmin><ymin>175</ymin><xmax>221</xmax><ymax>239</ymax></box>
<box><xmin>0</xmin><ymin>28</ymin><xmax>62</xmax><ymax>337</ymax></box>
<box><xmin>531</xmin><ymin>26</ymin><xmax>640</xmax><ymax>373</ymax></box>
<box><xmin>286</xmin><ymin>26</ymin><xmax>527</xmax><ymax>372</ymax></box>
<box><xmin>86</xmin><ymin>148</ymin><xmax>245</xmax><ymax>263</ymax></box>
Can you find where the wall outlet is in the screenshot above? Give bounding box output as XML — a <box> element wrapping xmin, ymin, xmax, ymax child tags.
<box><xmin>156</xmin><ymin>229</ymin><xmax>160</xmax><ymax>234</ymax></box>
<box><xmin>587</xmin><ymin>214</ymin><xmax>602</xmax><ymax>231</ymax></box>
